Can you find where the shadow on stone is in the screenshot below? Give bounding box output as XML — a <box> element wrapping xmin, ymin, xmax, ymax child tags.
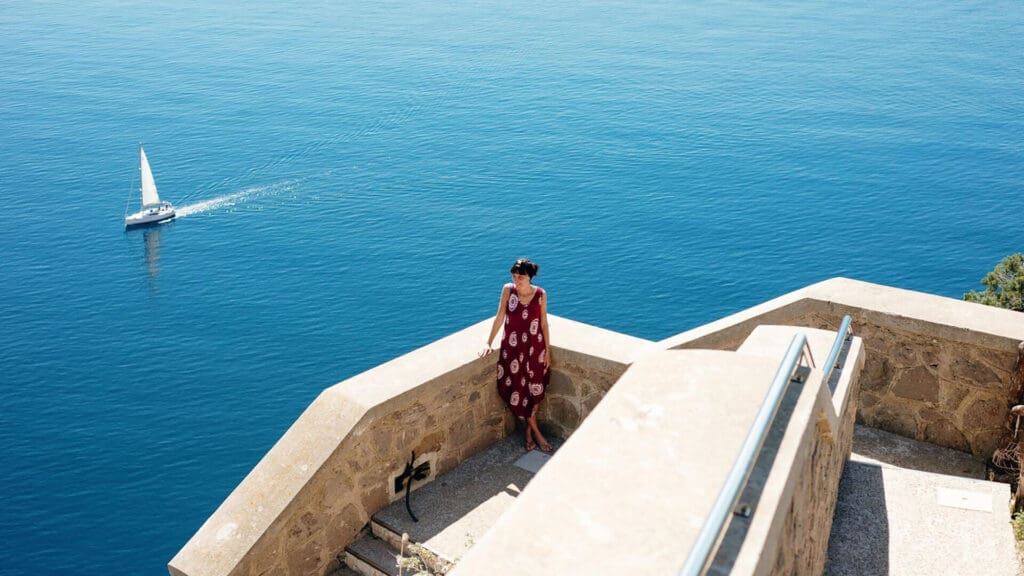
<box><xmin>850</xmin><ymin>425</ymin><xmax>984</xmax><ymax>479</ymax></box>
<box><xmin>373</xmin><ymin>433</ymin><xmax>560</xmax><ymax>561</ymax></box>
<box><xmin>827</xmin><ymin>338</ymin><xmax>854</xmax><ymax>395</ymax></box>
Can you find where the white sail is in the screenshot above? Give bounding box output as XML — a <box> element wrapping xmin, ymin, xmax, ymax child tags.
<box><xmin>139</xmin><ymin>146</ymin><xmax>161</xmax><ymax>208</ymax></box>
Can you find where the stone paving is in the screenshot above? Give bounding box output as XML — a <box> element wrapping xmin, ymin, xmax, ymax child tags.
<box><xmin>373</xmin><ymin>433</ymin><xmax>559</xmax><ymax>563</ymax></box>
<box><xmin>826</xmin><ymin>425</ymin><xmax>1017</xmax><ymax>576</ymax></box>
<box><xmin>340</xmin><ymin>433</ymin><xmax>562</xmax><ymax>575</ymax></box>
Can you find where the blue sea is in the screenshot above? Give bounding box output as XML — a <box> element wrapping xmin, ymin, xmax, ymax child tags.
<box><xmin>1</xmin><ymin>1</ymin><xmax>1021</xmax><ymax>574</ymax></box>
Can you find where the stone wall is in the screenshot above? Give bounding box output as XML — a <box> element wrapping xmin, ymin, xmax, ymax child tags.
<box><xmin>662</xmin><ymin>279</ymin><xmax>1024</xmax><ymax>458</ymax></box>
<box><xmin>845</xmin><ymin>317</ymin><xmax>1015</xmax><ymax>457</ymax></box>
<box><xmin>537</xmin><ymin>347</ymin><xmax>634</xmax><ymax>440</ymax></box>
<box><xmin>168</xmin><ymin>316</ymin><xmax>651</xmax><ymax>576</ymax></box>
<box><xmin>765</xmin><ymin>372</ymin><xmax>859</xmax><ymax>576</ymax></box>
<box><xmin>757</xmin><ymin>309</ymin><xmax>1017</xmax><ymax>458</ymax></box>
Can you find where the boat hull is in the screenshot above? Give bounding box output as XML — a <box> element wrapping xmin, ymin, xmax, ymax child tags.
<box><xmin>125</xmin><ymin>206</ymin><xmax>176</xmax><ymax>227</ymax></box>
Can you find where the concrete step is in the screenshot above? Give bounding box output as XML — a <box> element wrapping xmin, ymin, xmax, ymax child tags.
<box><xmin>736</xmin><ymin>324</ymin><xmax>845</xmax><ymax>367</ymax></box>
<box><xmin>371</xmin><ymin>432</ymin><xmax>560</xmax><ymax>568</ymax></box>
<box><xmin>826</xmin><ymin>425</ymin><xmax>1017</xmax><ymax>576</ymax></box>
<box><xmin>326</xmin><ymin>567</ymin><xmax>363</xmax><ymax>576</ymax></box>
<box><xmin>344</xmin><ymin>534</ymin><xmax>399</xmax><ymax>576</ymax></box>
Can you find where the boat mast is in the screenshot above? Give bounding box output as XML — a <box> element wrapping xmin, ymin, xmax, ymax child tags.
<box><xmin>124</xmin><ymin>145</ymin><xmax>140</xmax><ymax>218</ymax></box>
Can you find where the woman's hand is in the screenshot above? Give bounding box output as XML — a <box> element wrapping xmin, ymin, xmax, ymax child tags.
<box><xmin>479</xmin><ymin>345</ymin><xmax>494</xmax><ymax>358</ymax></box>
<box><xmin>544</xmin><ymin>347</ymin><xmax>553</xmax><ymax>370</ymax></box>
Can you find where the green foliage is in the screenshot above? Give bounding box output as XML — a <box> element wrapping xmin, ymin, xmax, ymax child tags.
<box><xmin>964</xmin><ymin>253</ymin><xmax>1024</xmax><ymax>312</ymax></box>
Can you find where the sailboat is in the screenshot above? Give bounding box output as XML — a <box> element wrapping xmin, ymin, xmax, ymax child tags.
<box><xmin>124</xmin><ymin>145</ymin><xmax>175</xmax><ymax>227</ymax></box>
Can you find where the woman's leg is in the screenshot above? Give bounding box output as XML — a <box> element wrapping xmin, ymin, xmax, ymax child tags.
<box><xmin>527</xmin><ymin>414</ymin><xmax>551</xmax><ymax>452</ymax></box>
<box><xmin>521</xmin><ymin>417</ymin><xmax>535</xmax><ymax>450</ymax></box>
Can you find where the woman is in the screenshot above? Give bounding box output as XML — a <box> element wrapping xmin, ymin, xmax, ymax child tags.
<box><xmin>481</xmin><ymin>258</ymin><xmax>554</xmax><ymax>452</ymax></box>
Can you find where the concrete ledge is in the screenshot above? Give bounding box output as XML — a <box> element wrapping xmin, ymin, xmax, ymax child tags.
<box><xmin>549</xmin><ymin>315</ymin><xmax>654</xmax><ymax>366</ymax></box>
<box><xmin>803</xmin><ymin>278</ymin><xmax>1024</xmax><ymax>348</ymax></box>
<box><xmin>451</xmin><ymin>349</ymin><xmax>787</xmax><ymax>575</ymax></box>
<box><xmin>661</xmin><ymin>277</ymin><xmax>1024</xmax><ymax>353</ymax></box>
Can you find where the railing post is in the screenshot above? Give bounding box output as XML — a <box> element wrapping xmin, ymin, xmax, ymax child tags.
<box><xmin>821</xmin><ymin>316</ymin><xmax>853</xmax><ymax>389</ymax></box>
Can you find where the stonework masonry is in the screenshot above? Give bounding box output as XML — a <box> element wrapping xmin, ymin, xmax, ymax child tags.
<box><xmin>536</xmin><ymin>346</ymin><xmax>632</xmax><ymax>440</ymax></box>
<box><xmin>849</xmin><ymin>318</ymin><xmax>1013</xmax><ymax>456</ymax></box>
<box><xmin>766</xmin><ymin>381</ymin><xmax>858</xmax><ymax>576</ymax></box>
<box><xmin>664</xmin><ymin>279</ymin><xmax>1024</xmax><ymax>458</ymax></box>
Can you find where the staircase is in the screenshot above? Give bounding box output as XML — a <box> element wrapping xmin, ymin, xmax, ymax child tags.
<box><xmin>336</xmin><ymin>433</ymin><xmax>560</xmax><ymax>575</ymax></box>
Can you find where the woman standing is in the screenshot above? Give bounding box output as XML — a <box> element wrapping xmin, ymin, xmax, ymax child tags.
<box><xmin>482</xmin><ymin>258</ymin><xmax>554</xmax><ymax>452</ymax></box>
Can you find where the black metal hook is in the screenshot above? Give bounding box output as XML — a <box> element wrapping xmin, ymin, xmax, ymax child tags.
<box><xmin>396</xmin><ymin>451</ymin><xmax>431</xmax><ymax>522</ymax></box>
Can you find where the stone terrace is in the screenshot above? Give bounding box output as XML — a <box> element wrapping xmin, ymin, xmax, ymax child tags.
<box><xmin>169</xmin><ymin>278</ymin><xmax>1024</xmax><ymax>576</ymax></box>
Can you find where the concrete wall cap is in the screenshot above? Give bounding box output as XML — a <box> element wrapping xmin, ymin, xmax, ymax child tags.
<box><xmin>660</xmin><ymin>277</ymin><xmax>1024</xmax><ymax>351</ymax></box>
<box><xmin>806</xmin><ymin>277</ymin><xmax>1024</xmax><ymax>343</ymax></box>
<box><xmin>451</xmin><ymin>349</ymin><xmax>786</xmax><ymax>575</ymax></box>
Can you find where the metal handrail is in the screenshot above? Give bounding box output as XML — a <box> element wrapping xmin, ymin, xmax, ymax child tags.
<box><xmin>822</xmin><ymin>315</ymin><xmax>853</xmax><ymax>388</ymax></box>
<box><xmin>679</xmin><ymin>334</ymin><xmax>808</xmax><ymax>576</ymax></box>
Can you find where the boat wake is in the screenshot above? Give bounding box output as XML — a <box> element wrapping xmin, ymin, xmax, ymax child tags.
<box><xmin>175</xmin><ymin>180</ymin><xmax>296</xmax><ymax>217</ymax></box>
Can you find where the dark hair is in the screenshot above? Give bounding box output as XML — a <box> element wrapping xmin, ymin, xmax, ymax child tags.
<box><xmin>510</xmin><ymin>258</ymin><xmax>539</xmax><ymax>278</ymax></box>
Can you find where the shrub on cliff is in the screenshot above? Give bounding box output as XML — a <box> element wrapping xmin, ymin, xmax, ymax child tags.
<box><xmin>964</xmin><ymin>253</ymin><xmax>1024</xmax><ymax>312</ymax></box>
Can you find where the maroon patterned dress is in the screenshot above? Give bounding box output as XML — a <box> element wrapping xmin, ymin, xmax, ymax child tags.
<box><xmin>496</xmin><ymin>284</ymin><xmax>549</xmax><ymax>419</ymax></box>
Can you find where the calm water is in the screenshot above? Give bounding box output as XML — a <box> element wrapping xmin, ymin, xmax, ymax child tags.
<box><xmin>1</xmin><ymin>1</ymin><xmax>1021</xmax><ymax>574</ymax></box>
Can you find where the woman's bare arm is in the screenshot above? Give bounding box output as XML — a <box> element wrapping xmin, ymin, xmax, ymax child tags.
<box><xmin>539</xmin><ymin>289</ymin><xmax>552</xmax><ymax>368</ymax></box>
<box><xmin>481</xmin><ymin>285</ymin><xmax>511</xmax><ymax>356</ymax></box>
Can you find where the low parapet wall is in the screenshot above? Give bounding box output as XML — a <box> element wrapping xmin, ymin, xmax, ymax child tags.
<box><xmin>662</xmin><ymin>278</ymin><xmax>1024</xmax><ymax>457</ymax></box>
<box><xmin>168</xmin><ymin>316</ymin><xmax>651</xmax><ymax>576</ymax></box>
